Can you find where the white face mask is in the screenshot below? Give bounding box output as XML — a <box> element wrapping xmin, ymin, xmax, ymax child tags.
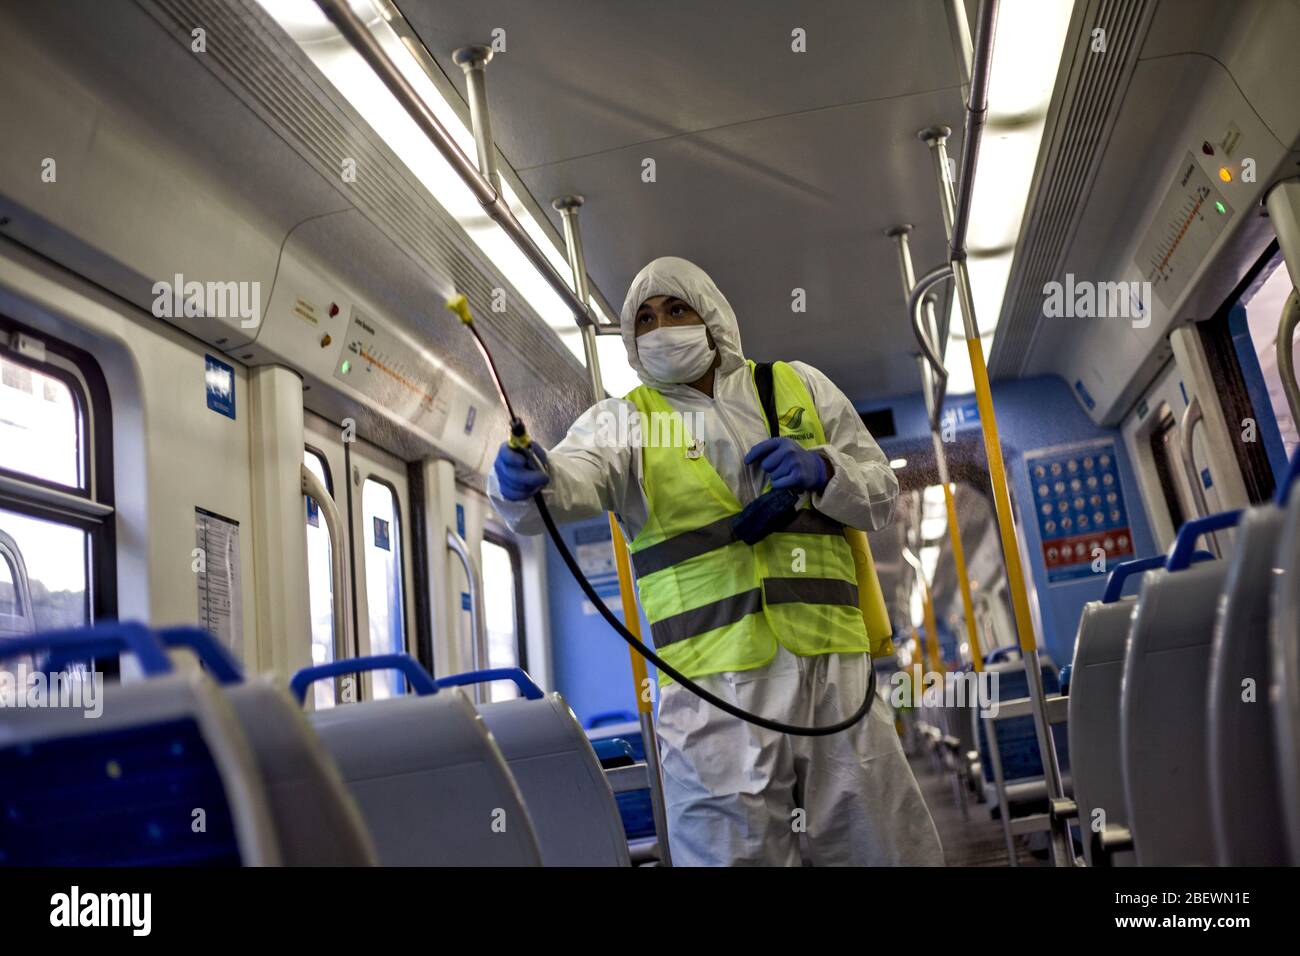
<box><xmin>636</xmin><ymin>325</ymin><xmax>717</xmax><ymax>383</ymax></box>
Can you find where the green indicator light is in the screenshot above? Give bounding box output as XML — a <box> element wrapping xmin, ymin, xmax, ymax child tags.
<box><xmin>1215</xmin><ymin>201</ymin><xmax>1226</xmax><ymax>215</ymax></box>
<box><xmin>341</xmin><ymin>359</ymin><xmax>352</xmax><ymax>374</ymax></box>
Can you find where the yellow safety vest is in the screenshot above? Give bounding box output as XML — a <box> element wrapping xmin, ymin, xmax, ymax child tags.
<box><xmin>625</xmin><ymin>361</ymin><xmax>893</xmax><ymax>684</ymax></box>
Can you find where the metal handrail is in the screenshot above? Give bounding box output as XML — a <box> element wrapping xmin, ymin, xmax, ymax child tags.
<box><xmin>949</xmin><ymin>0</ymin><xmax>998</xmax><ymax>259</ymax></box>
<box><xmin>312</xmin><ymin>0</ymin><xmax>599</xmax><ymax>329</ymax></box>
<box><xmin>445</xmin><ymin>528</ymin><xmax>488</xmax><ymax>704</ymax></box>
<box><xmin>301</xmin><ymin>464</ymin><xmax>354</xmax><ymax>699</ymax></box>
<box><xmin>909</xmin><ymin>264</ymin><xmax>954</xmax><ymax>429</ymax></box>
<box><xmin>1178</xmin><ymin>395</ymin><xmax>1221</xmax><ymax>557</ymax></box>
<box><xmin>1278</xmin><ymin>290</ymin><xmax>1300</xmax><ymax>428</ymax></box>
<box><xmin>0</xmin><ymin>529</ymin><xmax>35</xmax><ymax>636</ymax></box>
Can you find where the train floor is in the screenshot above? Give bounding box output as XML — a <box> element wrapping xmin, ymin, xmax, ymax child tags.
<box><xmin>907</xmin><ymin>751</ymin><xmax>1042</xmax><ymax>867</ymax></box>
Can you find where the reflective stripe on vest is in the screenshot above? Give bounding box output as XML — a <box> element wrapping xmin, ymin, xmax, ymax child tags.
<box><xmin>625</xmin><ymin>361</ymin><xmax>872</xmax><ymax>681</ymax></box>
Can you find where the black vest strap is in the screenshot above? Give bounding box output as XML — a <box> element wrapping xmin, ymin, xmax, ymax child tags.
<box><xmin>754</xmin><ymin>362</ymin><xmax>779</xmax><ymax>439</ymax></box>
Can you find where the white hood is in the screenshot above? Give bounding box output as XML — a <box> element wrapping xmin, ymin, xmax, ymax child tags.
<box><xmin>619</xmin><ymin>256</ymin><xmax>747</xmax><ymax>387</ymax></box>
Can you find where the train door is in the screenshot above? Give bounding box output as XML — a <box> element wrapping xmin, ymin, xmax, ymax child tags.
<box><xmin>303</xmin><ymin>411</ymin><xmax>416</xmax><ymax>705</ymax></box>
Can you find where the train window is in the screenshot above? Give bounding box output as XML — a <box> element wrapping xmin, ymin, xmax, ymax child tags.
<box><xmin>304</xmin><ymin>449</ymin><xmax>336</xmax><ymax>710</ymax></box>
<box><xmin>481</xmin><ymin>532</ymin><xmax>526</xmax><ymax>702</ymax></box>
<box><xmin>0</xmin><ymin>352</ymin><xmax>82</xmax><ymax>489</ymax></box>
<box><xmin>362</xmin><ymin>478</ymin><xmax>406</xmax><ymax>699</ymax></box>
<box><xmin>1239</xmin><ymin>250</ymin><xmax>1298</xmax><ymax>458</ymax></box>
<box><xmin>0</xmin><ymin>512</ymin><xmax>87</xmax><ymax>633</ymax></box>
<box><xmin>0</xmin><ymin>332</ymin><xmax>111</xmax><ymax>635</ymax></box>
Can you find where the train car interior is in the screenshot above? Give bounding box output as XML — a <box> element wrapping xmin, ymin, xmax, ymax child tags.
<box><xmin>1</xmin><ymin>0</ymin><xmax>1299</xmax><ymax>880</ymax></box>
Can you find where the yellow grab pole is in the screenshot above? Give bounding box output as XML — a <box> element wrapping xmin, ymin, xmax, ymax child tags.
<box><xmin>920</xmin><ymin>579</ymin><xmax>943</xmax><ymax>674</ymax></box>
<box><xmin>942</xmin><ymin>480</ymin><xmax>984</xmax><ymax>672</ymax></box>
<box><xmin>551</xmin><ymin>194</ymin><xmax>672</xmax><ymax>864</ymax></box>
<box><xmin>609</xmin><ymin>513</ymin><xmax>652</xmax><ymax>715</ymax></box>
<box><xmin>964</xmin><ymin>338</ymin><xmax>1038</xmax><ymax>655</ymax></box>
<box><xmin>911</xmin><ymin>626</ymin><xmax>926</xmax><ymax>705</ymax></box>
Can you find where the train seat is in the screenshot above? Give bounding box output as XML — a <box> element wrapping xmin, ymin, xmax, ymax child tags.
<box><xmin>586</xmin><ymin>714</ymin><xmax>660</xmax><ymax>855</ymax></box>
<box><xmin>1273</xmin><ymin>472</ymin><xmax>1300</xmax><ymax>865</ymax></box>
<box><xmin>1121</xmin><ymin>513</ymin><xmax>1239</xmax><ymax>865</ymax></box>
<box><xmin>1067</xmin><ymin>552</ymin><xmax>1210</xmax><ymax>866</ymax></box>
<box><xmin>155</xmin><ymin>630</ymin><xmax>378</xmax><ymax>866</ymax></box>
<box><xmin>292</xmin><ymin>656</ymin><xmax>544</xmax><ymax>867</ymax></box>
<box><xmin>0</xmin><ymin>624</ymin><xmax>280</xmax><ymax>866</ymax></box>
<box><xmin>1206</xmin><ymin>505</ymin><xmax>1289</xmax><ymax>864</ymax></box>
<box><xmin>432</xmin><ymin>668</ymin><xmax>630</xmax><ymax>867</ymax></box>
<box><xmin>1068</xmin><ymin>597</ymin><xmax>1140</xmax><ymax>865</ymax></box>
<box><xmin>975</xmin><ymin>660</ymin><xmax>1070</xmax><ymax>779</ymax></box>
<box><xmin>974</xmin><ymin>658</ymin><xmax>1071</xmax><ymax>821</ymax></box>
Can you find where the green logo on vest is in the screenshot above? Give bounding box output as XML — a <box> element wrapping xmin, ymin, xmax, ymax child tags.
<box><xmin>779</xmin><ymin>406</ymin><xmax>813</xmax><ymax>440</ymax></box>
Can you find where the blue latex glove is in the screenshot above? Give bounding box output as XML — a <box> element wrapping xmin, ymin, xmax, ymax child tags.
<box><xmin>494</xmin><ymin>442</ymin><xmax>549</xmax><ymax>501</ymax></box>
<box><xmin>744</xmin><ymin>437</ymin><xmax>828</xmax><ymax>493</ymax></box>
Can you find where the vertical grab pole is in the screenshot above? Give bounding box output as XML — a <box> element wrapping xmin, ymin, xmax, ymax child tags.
<box><xmin>445</xmin><ymin>528</ymin><xmax>488</xmax><ymax>704</ymax></box>
<box><xmin>553</xmin><ymin>197</ymin><xmax>605</xmax><ymax>394</ymax></box>
<box><xmin>452</xmin><ymin>46</ymin><xmax>501</xmax><ymax>193</ymax></box>
<box><xmin>553</xmin><ymin>195</ymin><xmax>673</xmax><ymax>866</ymax></box>
<box><xmin>889</xmin><ymin>226</ymin><xmax>984</xmax><ymax>674</ymax></box>
<box><xmin>302</xmin><ymin>464</ymin><xmax>354</xmax><ymax>704</ymax></box>
<box><xmin>919</xmin><ymin>78</ymin><xmax>1071</xmax><ymax>863</ymax></box>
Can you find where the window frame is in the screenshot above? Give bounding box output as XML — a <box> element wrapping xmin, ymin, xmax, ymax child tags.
<box><xmin>0</xmin><ymin>317</ymin><xmax>116</xmax><ymax>627</ymax></box>
<box><xmin>1196</xmin><ymin>238</ymin><xmax>1291</xmax><ymax>503</ymax></box>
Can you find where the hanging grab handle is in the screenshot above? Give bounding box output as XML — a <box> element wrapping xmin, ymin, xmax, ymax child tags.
<box><xmin>290</xmin><ymin>653</ymin><xmax>439</xmax><ymax>704</ymax></box>
<box><xmin>432</xmin><ymin>667</ymin><xmax>544</xmax><ymax>701</ymax></box>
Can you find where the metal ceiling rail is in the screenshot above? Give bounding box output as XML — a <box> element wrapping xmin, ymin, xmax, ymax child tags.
<box><xmin>948</xmin><ymin>0</ymin><xmax>996</xmax><ymax>262</ymax></box>
<box><xmin>313</xmin><ymin>0</ymin><xmax>599</xmax><ymax>329</ymax></box>
<box><xmin>910</xmin><ymin>0</ymin><xmax>1073</xmax><ymax>866</ymax></box>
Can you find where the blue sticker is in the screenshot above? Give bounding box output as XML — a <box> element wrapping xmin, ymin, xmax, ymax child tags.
<box><xmin>373</xmin><ymin>516</ymin><xmax>390</xmax><ymax>551</ymax></box>
<box><xmin>205</xmin><ymin>355</ymin><xmax>236</xmax><ymax>420</ymax></box>
<box><xmin>1073</xmin><ymin>379</ymin><xmax>1096</xmax><ymax>411</ymax></box>
<box><xmin>461</xmin><ymin>592</ymin><xmax>471</xmax><ymax>611</ymax></box>
<box><xmin>306</xmin><ymin>497</ymin><xmax>320</xmax><ymax>527</ymax></box>
<box><xmin>456</xmin><ymin>503</ymin><xmax>465</xmax><ymax>538</ymax></box>
<box><xmin>1201</xmin><ymin>467</ymin><xmax>1213</xmax><ymax>489</ymax></box>
<box><xmin>940</xmin><ymin>399</ymin><xmax>980</xmax><ymax>432</ymax></box>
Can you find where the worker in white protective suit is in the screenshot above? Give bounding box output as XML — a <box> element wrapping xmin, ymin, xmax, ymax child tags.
<box><xmin>488</xmin><ymin>256</ymin><xmax>943</xmax><ymax>866</ymax></box>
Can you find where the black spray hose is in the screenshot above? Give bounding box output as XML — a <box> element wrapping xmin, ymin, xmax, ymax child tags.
<box><xmin>447</xmin><ymin>295</ymin><xmax>874</xmax><ymax>736</ymax></box>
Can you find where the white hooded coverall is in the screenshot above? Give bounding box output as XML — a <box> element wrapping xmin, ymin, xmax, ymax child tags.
<box><xmin>488</xmin><ymin>256</ymin><xmax>944</xmax><ymax>866</ymax></box>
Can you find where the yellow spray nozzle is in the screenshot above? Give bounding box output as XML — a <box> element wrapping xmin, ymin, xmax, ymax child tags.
<box><xmin>507</xmin><ymin>422</ymin><xmax>532</xmax><ymax>450</ymax></box>
<box><xmin>446</xmin><ymin>294</ymin><xmax>473</xmax><ymax>326</ymax></box>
